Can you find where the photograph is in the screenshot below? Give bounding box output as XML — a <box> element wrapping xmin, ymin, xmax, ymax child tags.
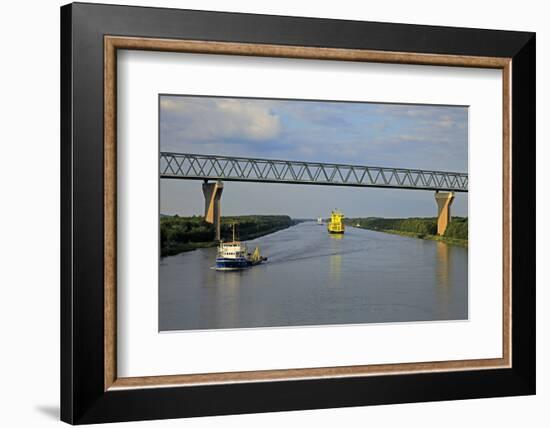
<box><xmin>158</xmin><ymin>95</ymin><xmax>469</xmax><ymax>331</ymax></box>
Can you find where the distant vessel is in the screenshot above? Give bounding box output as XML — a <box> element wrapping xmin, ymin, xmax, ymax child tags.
<box><xmin>317</xmin><ymin>217</ymin><xmax>323</xmax><ymax>225</ymax></box>
<box><xmin>327</xmin><ymin>210</ymin><xmax>345</xmax><ymax>234</ymax></box>
<box><xmin>215</xmin><ymin>224</ymin><xmax>267</xmax><ymax>271</ymax></box>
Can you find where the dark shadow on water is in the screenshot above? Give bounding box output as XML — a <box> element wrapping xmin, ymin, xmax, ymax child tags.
<box><xmin>35</xmin><ymin>405</ymin><xmax>59</xmax><ymax>420</ymax></box>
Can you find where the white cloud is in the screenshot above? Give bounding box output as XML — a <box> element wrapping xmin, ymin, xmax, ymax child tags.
<box><xmin>159</xmin><ymin>98</ymin><xmax>182</xmax><ymax>112</ymax></box>
<box><xmin>161</xmin><ymin>97</ymin><xmax>281</xmax><ymax>143</ymax></box>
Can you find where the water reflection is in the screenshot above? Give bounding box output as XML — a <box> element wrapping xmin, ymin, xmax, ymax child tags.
<box><xmin>329</xmin><ymin>254</ymin><xmax>342</xmax><ymax>284</ymax></box>
<box><xmin>215</xmin><ymin>270</ymin><xmax>242</xmax><ymax>328</ymax></box>
<box><xmin>328</xmin><ymin>233</ymin><xmax>343</xmax><ymax>284</ymax></box>
<box><xmin>435</xmin><ymin>241</ymin><xmax>451</xmax><ymax>318</ymax></box>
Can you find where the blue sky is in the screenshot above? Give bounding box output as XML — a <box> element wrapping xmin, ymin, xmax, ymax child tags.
<box><xmin>160</xmin><ymin>95</ymin><xmax>468</xmax><ymax>218</ymax></box>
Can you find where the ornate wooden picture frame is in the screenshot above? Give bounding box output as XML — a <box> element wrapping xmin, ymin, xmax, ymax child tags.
<box><xmin>61</xmin><ymin>2</ymin><xmax>535</xmax><ymax>424</ymax></box>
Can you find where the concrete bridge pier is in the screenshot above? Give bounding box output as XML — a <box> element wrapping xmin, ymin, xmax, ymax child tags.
<box><xmin>435</xmin><ymin>191</ymin><xmax>455</xmax><ymax>236</ymax></box>
<box><xmin>202</xmin><ymin>180</ymin><xmax>224</xmax><ymax>241</ymax></box>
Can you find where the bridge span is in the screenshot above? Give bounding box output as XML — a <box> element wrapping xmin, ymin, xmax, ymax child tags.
<box><xmin>160</xmin><ymin>152</ymin><xmax>468</xmax><ymax>192</ymax></box>
<box><xmin>160</xmin><ymin>152</ymin><xmax>468</xmax><ymax>238</ymax></box>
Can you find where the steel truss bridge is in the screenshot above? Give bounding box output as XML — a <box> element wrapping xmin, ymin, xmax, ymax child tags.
<box><xmin>160</xmin><ymin>152</ymin><xmax>468</xmax><ymax>192</ymax></box>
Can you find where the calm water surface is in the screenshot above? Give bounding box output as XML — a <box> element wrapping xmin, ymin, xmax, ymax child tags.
<box><xmin>159</xmin><ymin>222</ymin><xmax>467</xmax><ymax>331</ymax></box>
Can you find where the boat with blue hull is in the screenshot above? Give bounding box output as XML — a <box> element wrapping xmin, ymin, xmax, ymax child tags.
<box><xmin>215</xmin><ymin>224</ymin><xmax>267</xmax><ymax>271</ymax></box>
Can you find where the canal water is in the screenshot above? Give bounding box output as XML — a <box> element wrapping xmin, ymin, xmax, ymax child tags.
<box><xmin>159</xmin><ymin>222</ymin><xmax>468</xmax><ymax>331</ymax></box>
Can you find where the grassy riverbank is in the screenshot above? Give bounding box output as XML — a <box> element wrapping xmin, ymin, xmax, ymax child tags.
<box><xmin>161</xmin><ymin>215</ymin><xmax>296</xmax><ymax>257</ymax></box>
<box><xmin>345</xmin><ymin>217</ymin><xmax>468</xmax><ymax>247</ymax></box>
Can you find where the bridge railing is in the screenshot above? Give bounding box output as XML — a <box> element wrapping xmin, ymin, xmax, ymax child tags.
<box><xmin>160</xmin><ymin>152</ymin><xmax>468</xmax><ymax>192</ymax></box>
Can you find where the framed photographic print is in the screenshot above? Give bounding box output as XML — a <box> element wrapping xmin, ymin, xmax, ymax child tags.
<box><xmin>60</xmin><ymin>2</ymin><xmax>535</xmax><ymax>424</ymax></box>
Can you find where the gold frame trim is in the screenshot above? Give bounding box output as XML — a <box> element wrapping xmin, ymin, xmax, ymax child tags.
<box><xmin>104</xmin><ymin>36</ymin><xmax>512</xmax><ymax>391</ymax></box>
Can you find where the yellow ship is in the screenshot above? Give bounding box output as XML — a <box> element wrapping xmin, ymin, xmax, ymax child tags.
<box><xmin>327</xmin><ymin>210</ymin><xmax>345</xmax><ymax>234</ymax></box>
